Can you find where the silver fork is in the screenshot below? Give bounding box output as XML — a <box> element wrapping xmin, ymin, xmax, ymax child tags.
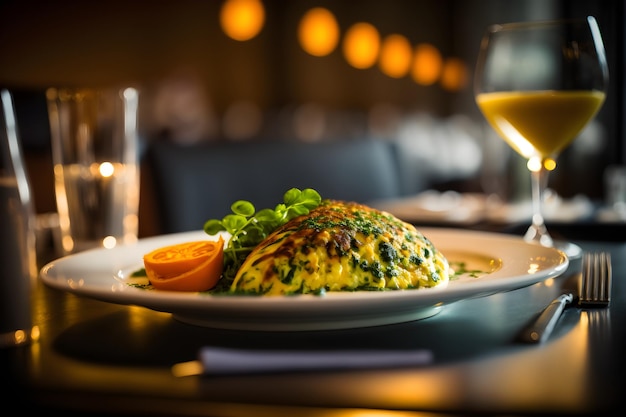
<box><xmin>520</xmin><ymin>251</ymin><xmax>612</xmax><ymax>344</ymax></box>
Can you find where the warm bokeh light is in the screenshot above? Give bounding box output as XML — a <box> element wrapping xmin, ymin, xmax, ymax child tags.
<box><xmin>103</xmin><ymin>236</ymin><xmax>117</xmax><ymax>249</ymax></box>
<box><xmin>544</xmin><ymin>158</ymin><xmax>557</xmax><ymax>170</ymax></box>
<box><xmin>98</xmin><ymin>162</ymin><xmax>115</xmax><ymax>177</ymax></box>
<box><xmin>411</xmin><ymin>43</ymin><xmax>442</xmax><ymax>85</ymax></box>
<box><xmin>62</xmin><ymin>235</ymin><xmax>74</xmax><ymax>253</ymax></box>
<box><xmin>220</xmin><ymin>0</ymin><xmax>265</xmax><ymax>41</ymax></box>
<box><xmin>440</xmin><ymin>57</ymin><xmax>468</xmax><ymax>91</ymax></box>
<box><xmin>342</xmin><ymin>22</ymin><xmax>380</xmax><ymax>69</ymax></box>
<box><xmin>378</xmin><ymin>34</ymin><xmax>412</xmax><ymax>78</ymax></box>
<box><xmin>298</xmin><ymin>8</ymin><xmax>340</xmax><ymax>57</ymax></box>
<box><xmin>527</xmin><ymin>156</ymin><xmax>542</xmax><ymax>172</ymax></box>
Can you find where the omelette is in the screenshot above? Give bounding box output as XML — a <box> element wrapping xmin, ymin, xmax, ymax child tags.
<box><xmin>229</xmin><ymin>200</ymin><xmax>450</xmax><ymax>295</ymax></box>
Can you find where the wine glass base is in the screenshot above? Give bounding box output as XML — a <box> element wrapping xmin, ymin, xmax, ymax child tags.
<box><xmin>523</xmin><ymin>224</ymin><xmax>582</xmax><ymax>260</ymax></box>
<box><xmin>553</xmin><ymin>240</ymin><xmax>583</xmax><ymax>260</ymax></box>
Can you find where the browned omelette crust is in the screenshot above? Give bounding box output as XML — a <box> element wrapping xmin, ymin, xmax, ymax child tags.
<box><xmin>230</xmin><ymin>200</ymin><xmax>449</xmax><ymax>295</ymax></box>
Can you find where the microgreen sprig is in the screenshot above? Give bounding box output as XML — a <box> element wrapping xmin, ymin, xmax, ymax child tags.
<box><xmin>204</xmin><ymin>188</ymin><xmax>322</xmax><ymax>288</ymax></box>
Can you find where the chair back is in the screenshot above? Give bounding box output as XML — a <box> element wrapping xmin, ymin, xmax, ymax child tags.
<box><xmin>145</xmin><ymin>139</ymin><xmax>405</xmax><ymax>233</ymax></box>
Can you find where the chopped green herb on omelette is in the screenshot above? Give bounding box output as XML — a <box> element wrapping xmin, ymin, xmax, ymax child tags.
<box><xmin>219</xmin><ymin>199</ymin><xmax>450</xmax><ymax>295</ymax></box>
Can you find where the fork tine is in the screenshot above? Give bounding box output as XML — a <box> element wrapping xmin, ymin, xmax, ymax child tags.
<box><xmin>582</xmin><ymin>252</ymin><xmax>593</xmax><ymax>303</ymax></box>
<box><xmin>592</xmin><ymin>253</ymin><xmax>601</xmax><ymax>302</ymax></box>
<box><xmin>601</xmin><ymin>252</ymin><xmax>612</xmax><ymax>304</ymax></box>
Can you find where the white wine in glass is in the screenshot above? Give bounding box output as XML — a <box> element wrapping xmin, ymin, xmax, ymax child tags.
<box><xmin>474</xmin><ymin>17</ymin><xmax>608</xmax><ymax>258</ymax></box>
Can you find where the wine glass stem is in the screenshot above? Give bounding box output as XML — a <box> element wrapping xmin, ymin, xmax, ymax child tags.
<box><xmin>524</xmin><ymin>163</ymin><xmax>554</xmax><ymax>247</ymax></box>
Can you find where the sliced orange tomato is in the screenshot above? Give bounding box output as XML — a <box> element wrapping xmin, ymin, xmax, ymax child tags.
<box><xmin>143</xmin><ymin>236</ymin><xmax>224</xmax><ymax>292</ymax></box>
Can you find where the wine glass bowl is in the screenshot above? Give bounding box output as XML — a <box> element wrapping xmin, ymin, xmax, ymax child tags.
<box><xmin>474</xmin><ymin>17</ymin><xmax>608</xmax><ymax>258</ymax></box>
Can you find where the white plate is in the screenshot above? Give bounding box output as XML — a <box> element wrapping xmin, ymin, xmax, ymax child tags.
<box><xmin>40</xmin><ymin>228</ymin><xmax>569</xmax><ymax>331</ymax></box>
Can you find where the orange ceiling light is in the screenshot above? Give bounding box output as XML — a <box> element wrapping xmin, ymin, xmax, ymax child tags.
<box><xmin>378</xmin><ymin>34</ymin><xmax>412</xmax><ymax>78</ymax></box>
<box><xmin>440</xmin><ymin>57</ymin><xmax>468</xmax><ymax>91</ymax></box>
<box><xmin>220</xmin><ymin>0</ymin><xmax>265</xmax><ymax>41</ymax></box>
<box><xmin>342</xmin><ymin>22</ymin><xmax>380</xmax><ymax>69</ymax></box>
<box><xmin>411</xmin><ymin>43</ymin><xmax>442</xmax><ymax>86</ymax></box>
<box><xmin>298</xmin><ymin>7</ymin><xmax>340</xmax><ymax>57</ymax></box>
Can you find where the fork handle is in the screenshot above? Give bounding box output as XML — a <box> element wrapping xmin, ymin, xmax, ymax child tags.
<box><xmin>519</xmin><ymin>293</ymin><xmax>574</xmax><ymax>344</ymax></box>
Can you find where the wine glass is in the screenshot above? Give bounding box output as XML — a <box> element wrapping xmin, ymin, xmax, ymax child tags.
<box><xmin>474</xmin><ymin>17</ymin><xmax>608</xmax><ymax>258</ymax></box>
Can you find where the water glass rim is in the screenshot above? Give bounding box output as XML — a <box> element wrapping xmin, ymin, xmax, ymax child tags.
<box><xmin>487</xmin><ymin>16</ymin><xmax>598</xmax><ymax>33</ymax></box>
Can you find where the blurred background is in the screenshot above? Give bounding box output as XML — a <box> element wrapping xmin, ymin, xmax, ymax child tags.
<box><xmin>1</xmin><ymin>0</ymin><xmax>623</xmax><ymax>237</ymax></box>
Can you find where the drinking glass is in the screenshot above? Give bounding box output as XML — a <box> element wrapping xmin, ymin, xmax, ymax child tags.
<box><xmin>47</xmin><ymin>87</ymin><xmax>140</xmax><ymax>255</ymax></box>
<box><xmin>1</xmin><ymin>89</ymin><xmax>38</xmax><ymax>347</ymax></box>
<box><xmin>474</xmin><ymin>17</ymin><xmax>608</xmax><ymax>258</ymax></box>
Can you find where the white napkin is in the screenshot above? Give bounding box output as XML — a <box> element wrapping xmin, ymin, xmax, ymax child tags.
<box><xmin>172</xmin><ymin>347</ymin><xmax>433</xmax><ymax>376</ymax></box>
